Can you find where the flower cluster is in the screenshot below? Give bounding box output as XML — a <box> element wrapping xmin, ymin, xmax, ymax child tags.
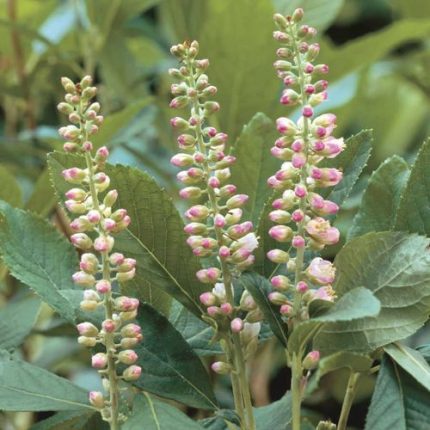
<box><xmin>57</xmin><ymin>76</ymin><xmax>142</xmax><ymax>421</ymax></box>
<box><xmin>169</xmin><ymin>41</ymin><xmax>260</xmax><ymax>347</ymax></box>
<box><xmin>266</xmin><ymin>9</ymin><xmax>343</xmax><ymax>318</ymax></box>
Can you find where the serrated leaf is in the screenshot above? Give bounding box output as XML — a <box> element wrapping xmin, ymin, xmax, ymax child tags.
<box><xmin>322</xmin><ymin>129</ymin><xmax>373</xmax><ymax>207</ymax></box>
<box><xmin>0</xmin><ymin>297</ymin><xmax>40</xmax><ymax>350</ymax></box>
<box><xmin>123</xmin><ymin>393</ymin><xmax>205</xmax><ymax>430</ymax></box>
<box><xmin>289</xmin><ymin>287</ymin><xmax>380</xmax><ymax>353</ymax></box>
<box><xmin>349</xmin><ymin>155</ymin><xmax>410</xmax><ymax>240</ymax></box>
<box><xmin>0</xmin><ymin>165</ymin><xmax>23</xmax><ymax>207</ymax></box>
<box><xmin>240</xmin><ymin>272</ymin><xmax>288</xmax><ymax>347</ymax></box>
<box><xmin>133</xmin><ymin>303</ymin><xmax>218</xmax><ymax>410</ymax></box>
<box><xmin>230</xmin><ymin>113</ymin><xmax>279</xmax><ymax>226</ymax></box>
<box><xmin>394</xmin><ymin>139</ymin><xmax>430</xmax><ymax>234</ymax></box>
<box><xmin>315</xmin><ymin>232</ymin><xmax>430</xmax><ymax>354</ymax></box>
<box><xmin>30</xmin><ymin>410</ymin><xmax>107</xmax><ymax>430</ymax></box>
<box><xmin>321</xmin><ymin>19</ymin><xmax>430</xmax><ymax>82</ymax></box>
<box><xmin>274</xmin><ymin>0</ymin><xmax>344</xmax><ymax>31</ymax></box>
<box><xmin>0</xmin><ymin>202</ymin><xmax>78</xmax><ymax>323</ymax></box>
<box><xmin>47</xmin><ymin>152</ymin><xmax>205</xmax><ymax>317</ymax></box>
<box><xmin>0</xmin><ymin>350</ymin><xmax>92</xmax><ymax>412</ymax></box>
<box><xmin>365</xmin><ymin>355</ymin><xmax>430</xmax><ymax>430</ymax></box>
<box><xmin>384</xmin><ymin>343</ymin><xmax>430</xmax><ymax>392</ymax></box>
<box><xmin>169</xmin><ymin>301</ymin><xmax>221</xmax><ymax>356</ymax></box>
<box><xmin>26</xmin><ymin>168</ymin><xmax>57</xmax><ymax>216</ymax></box>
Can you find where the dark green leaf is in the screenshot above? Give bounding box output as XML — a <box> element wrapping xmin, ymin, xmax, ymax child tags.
<box><xmin>134</xmin><ymin>303</ymin><xmax>218</xmax><ymax>410</ymax></box>
<box><xmin>240</xmin><ymin>272</ymin><xmax>288</xmax><ymax>347</ymax></box>
<box><xmin>322</xmin><ymin>130</ymin><xmax>373</xmax><ymax>207</ymax></box>
<box><xmin>395</xmin><ymin>139</ymin><xmax>430</xmax><ymax>234</ymax></box>
<box><xmin>26</xmin><ymin>168</ymin><xmax>57</xmax><ymax>216</ymax></box>
<box><xmin>384</xmin><ymin>343</ymin><xmax>430</xmax><ymax>392</ymax></box>
<box><xmin>124</xmin><ymin>393</ymin><xmax>205</xmax><ymax>430</ymax></box>
<box><xmin>30</xmin><ymin>410</ymin><xmax>108</xmax><ymax>430</ymax></box>
<box><xmin>230</xmin><ymin>113</ymin><xmax>279</xmax><ymax>226</ymax></box>
<box><xmin>315</xmin><ymin>232</ymin><xmax>430</xmax><ymax>354</ymax></box>
<box><xmin>47</xmin><ymin>152</ymin><xmax>205</xmax><ymax>317</ymax></box>
<box><xmin>0</xmin><ymin>350</ymin><xmax>92</xmax><ymax>412</ymax></box>
<box><xmin>349</xmin><ymin>155</ymin><xmax>410</xmax><ymax>239</ymax></box>
<box><xmin>0</xmin><ymin>297</ymin><xmax>40</xmax><ymax>350</ymax></box>
<box><xmin>0</xmin><ymin>202</ymin><xmax>78</xmax><ymax>323</ymax></box>
<box><xmin>254</xmin><ymin>393</ymin><xmax>292</xmax><ymax>430</ymax></box>
<box><xmin>365</xmin><ymin>355</ymin><xmax>430</xmax><ymax>430</ymax></box>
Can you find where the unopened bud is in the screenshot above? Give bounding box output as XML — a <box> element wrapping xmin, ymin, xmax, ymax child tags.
<box><xmin>118</xmin><ymin>350</ymin><xmax>138</xmax><ymax>365</ymax></box>
<box><xmin>89</xmin><ymin>391</ymin><xmax>105</xmax><ymax>409</ymax></box>
<box><xmin>303</xmin><ymin>350</ymin><xmax>320</xmax><ymax>370</ymax></box>
<box><xmin>211</xmin><ymin>361</ymin><xmax>232</xmax><ymax>375</ymax></box>
<box><xmin>78</xmin><ymin>336</ymin><xmax>97</xmax><ymax>347</ymax></box>
<box><xmin>123</xmin><ymin>365</ymin><xmax>142</xmax><ymax>381</ymax></box>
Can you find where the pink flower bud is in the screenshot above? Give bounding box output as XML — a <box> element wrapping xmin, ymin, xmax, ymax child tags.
<box><xmin>292</xmin><ymin>153</ymin><xmax>306</xmax><ymax>168</ymax></box>
<box><xmin>292</xmin><ymin>210</ymin><xmax>304</xmax><ymax>223</ymax></box>
<box><xmin>208</xmin><ymin>176</ymin><xmax>221</xmax><ymax>188</ymax></box>
<box><xmin>121</xmin><ymin>337</ymin><xmax>139</xmax><ymax>348</ymax></box>
<box><xmin>196</xmin><ymin>267</ymin><xmax>221</xmax><ymax>284</ymax></box>
<box><xmin>269</xmin><ymin>210</ymin><xmax>291</xmax><ymax>224</ymax></box>
<box><xmin>92</xmin><ymin>353</ymin><xmax>108</xmax><ymax>369</ymax></box>
<box><xmin>219</xmin><ymin>184</ymin><xmax>237</xmax><ymax>198</ymax></box>
<box><xmin>76</xmin><ymin>322</ymin><xmax>98</xmax><ymax>336</ymax></box>
<box><xmin>65</xmin><ymin>188</ymin><xmax>86</xmax><ymax>201</ymax></box>
<box><xmin>207</xmin><ymin>306</ymin><xmax>221</xmax><ymax>317</ymax></box>
<box><xmin>179</xmin><ymin>186</ymin><xmax>202</xmax><ymax>200</ymax></box>
<box><xmin>211</xmin><ymin>361</ymin><xmax>232</xmax><ymax>375</ymax></box>
<box><xmin>103</xmin><ymin>189</ymin><xmax>118</xmax><ymax>208</ymax></box>
<box><xmin>62</xmin><ymin>168</ymin><xmax>86</xmax><ymax>184</ymax></box>
<box><xmin>276</xmin><ymin>117</ymin><xmax>297</xmax><ymax>135</ymax></box>
<box><xmin>296</xmin><ymin>281</ymin><xmax>309</xmax><ymax>293</ymax></box>
<box><xmin>109</xmin><ymin>252</ymin><xmax>125</xmax><ymax>266</ymax></box>
<box><xmin>269</xmin><ymin>225</ymin><xmax>293</xmax><ymax>242</ymax></box>
<box><xmin>96</xmin><ymin>146</ymin><xmax>109</xmax><ymax>160</ymax></box>
<box><xmin>271</xmin><ymin>275</ymin><xmax>290</xmax><ymax>291</ymax></box>
<box><xmin>72</xmin><ymin>271</ymin><xmax>95</xmax><ymax>287</ymax></box>
<box><xmin>65</xmin><ymin>200</ymin><xmax>87</xmax><ymax>214</ymax></box>
<box><xmin>87</xmin><ymin>210</ymin><xmax>101</xmax><ymax>223</ymax></box>
<box><xmin>185</xmin><ymin>205</ymin><xmax>210</xmax><ymax>221</ymax></box>
<box><xmin>102</xmin><ymin>319</ymin><xmax>116</xmax><ymax>333</ymax></box>
<box><xmin>302</xmin><ymin>106</ymin><xmax>314</xmax><ymax>118</ymax></box>
<box><xmin>94</xmin><ymin>235</ymin><xmax>114</xmax><ymax>253</ymax></box>
<box><xmin>226</xmin><ymin>194</ymin><xmax>249</xmax><ymax>209</ymax></box>
<box><xmin>303</xmin><ymin>350</ymin><xmax>320</xmax><ymax>370</ymax></box>
<box><xmin>184</xmin><ymin>222</ymin><xmax>207</xmax><ymax>235</ymax></box>
<box><xmin>96</xmin><ymin>279</ymin><xmax>111</xmax><ymax>293</ymax></box>
<box><xmin>295</xmin><ymin>185</ymin><xmax>307</xmax><ymax>198</ymax></box>
<box><xmin>89</xmin><ymin>391</ymin><xmax>105</xmax><ymax>408</ymax></box>
<box><xmin>118</xmin><ymin>350</ymin><xmax>138</xmax><ymax>365</ymax></box>
<box><xmin>121</xmin><ymin>323</ymin><xmax>141</xmax><ymax>338</ymax></box>
<box><xmin>267</xmin><ymin>249</ymin><xmax>289</xmax><ymax>263</ymax></box>
<box><xmin>280</xmin><ymin>304</ymin><xmax>292</xmax><ymax>316</ymax></box>
<box><xmin>219</xmin><ymin>246</ymin><xmax>231</xmax><ymax>259</ymax></box>
<box><xmin>200</xmin><ymin>292</ymin><xmax>217</xmax><ymax>306</ymax></box>
<box><xmin>231</xmin><ymin>317</ymin><xmax>244</xmax><ymax>333</ymax></box>
<box><xmin>292</xmin><ymin>235</ymin><xmax>306</xmax><ymax>248</ymax></box>
<box><xmin>170</xmin><ymin>153</ymin><xmax>194</xmax><ymax>167</ymax></box>
<box><xmin>115</xmin><ymin>296</ymin><xmax>139</xmax><ymax>312</ymax></box>
<box><xmin>123</xmin><ymin>365</ymin><xmax>142</xmax><ymax>381</ymax></box>
<box><xmin>268</xmin><ymin>292</ymin><xmax>288</xmax><ymax>305</ymax></box>
<box><xmin>78</xmin><ymin>335</ymin><xmax>97</xmax><ymax>347</ymax></box>
<box><xmin>291</xmin><ymin>140</ymin><xmax>304</xmax><ymax>152</ymax></box>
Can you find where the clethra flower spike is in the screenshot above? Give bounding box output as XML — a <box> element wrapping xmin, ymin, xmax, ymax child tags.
<box><xmin>57</xmin><ymin>76</ymin><xmax>142</xmax><ymax>427</ymax></box>
<box><xmin>267</xmin><ymin>8</ymin><xmax>344</xmax><ymax>323</ymax></box>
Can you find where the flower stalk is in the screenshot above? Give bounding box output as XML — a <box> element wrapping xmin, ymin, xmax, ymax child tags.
<box><xmin>267</xmin><ymin>8</ymin><xmax>345</xmax><ymax>429</ymax></box>
<box><xmin>169</xmin><ymin>41</ymin><xmax>259</xmax><ymax>430</ymax></box>
<box><xmin>58</xmin><ymin>76</ymin><xmax>142</xmax><ymax>429</ymax></box>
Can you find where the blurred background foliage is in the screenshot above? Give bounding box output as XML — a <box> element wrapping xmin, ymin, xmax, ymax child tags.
<box><xmin>1</xmin><ymin>0</ymin><xmax>430</xmax><ymax>429</ymax></box>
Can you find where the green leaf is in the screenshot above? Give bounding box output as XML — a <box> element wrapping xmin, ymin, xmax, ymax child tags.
<box><xmin>26</xmin><ymin>168</ymin><xmax>57</xmax><ymax>216</ymax></box>
<box><xmin>199</xmin><ymin>0</ymin><xmax>278</xmax><ymax>139</ymax></box>
<box><xmin>0</xmin><ymin>297</ymin><xmax>40</xmax><ymax>350</ymax></box>
<box><xmin>0</xmin><ymin>165</ymin><xmax>22</xmax><ymax>207</ymax></box>
<box><xmin>254</xmin><ymin>393</ymin><xmax>292</xmax><ymax>430</ymax></box>
<box><xmin>384</xmin><ymin>343</ymin><xmax>430</xmax><ymax>392</ymax></box>
<box><xmin>349</xmin><ymin>155</ymin><xmax>410</xmax><ymax>240</ymax></box>
<box><xmin>124</xmin><ymin>393</ymin><xmax>205</xmax><ymax>430</ymax></box>
<box><xmin>0</xmin><ymin>202</ymin><xmax>78</xmax><ymax>323</ymax></box>
<box><xmin>315</xmin><ymin>232</ymin><xmax>430</xmax><ymax>354</ymax></box>
<box><xmin>320</xmin><ymin>19</ymin><xmax>430</xmax><ymax>82</ymax></box>
<box><xmin>134</xmin><ymin>303</ymin><xmax>218</xmax><ymax>410</ymax></box>
<box><xmin>365</xmin><ymin>355</ymin><xmax>430</xmax><ymax>430</ymax></box>
<box><xmin>47</xmin><ymin>152</ymin><xmax>205</xmax><ymax>317</ymax></box>
<box><xmin>289</xmin><ymin>287</ymin><xmax>380</xmax><ymax>353</ymax></box>
<box><xmin>322</xmin><ymin>129</ymin><xmax>373</xmax><ymax>207</ymax></box>
<box><xmin>240</xmin><ymin>272</ymin><xmax>288</xmax><ymax>347</ymax></box>
<box><xmin>230</xmin><ymin>113</ymin><xmax>279</xmax><ymax>226</ymax></box>
<box><xmin>274</xmin><ymin>0</ymin><xmax>344</xmax><ymax>31</ymax></box>
<box><xmin>91</xmin><ymin>99</ymin><xmax>152</xmax><ymax>149</ymax></box>
<box><xmin>0</xmin><ymin>350</ymin><xmax>92</xmax><ymax>412</ymax></box>
<box><xmin>394</xmin><ymin>139</ymin><xmax>430</xmax><ymax>234</ymax></box>
<box><xmin>169</xmin><ymin>301</ymin><xmax>222</xmax><ymax>356</ymax></box>
<box><xmin>30</xmin><ymin>410</ymin><xmax>108</xmax><ymax>430</ymax></box>
<box><xmin>307</xmin><ymin>352</ymin><xmax>373</xmax><ymax>394</ymax></box>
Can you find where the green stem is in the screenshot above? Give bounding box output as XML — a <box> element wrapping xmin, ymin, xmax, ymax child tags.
<box><xmin>337</xmin><ymin>372</ymin><xmax>360</xmax><ymax>430</ymax></box>
<box><xmin>291</xmin><ymin>353</ymin><xmax>303</xmax><ymax>430</ymax></box>
<box><xmin>186</xmin><ymin>60</ymin><xmax>255</xmax><ymax>430</ymax></box>
<box><xmin>84</xmin><ymin>151</ymin><xmax>120</xmax><ymax>430</ymax></box>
